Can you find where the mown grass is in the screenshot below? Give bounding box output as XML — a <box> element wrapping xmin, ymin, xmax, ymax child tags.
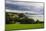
<box><xmin>5</xmin><ymin>24</ymin><xmax>44</xmax><ymax>31</ymax></box>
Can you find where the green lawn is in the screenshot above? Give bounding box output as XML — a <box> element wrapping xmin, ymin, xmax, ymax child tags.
<box><xmin>5</xmin><ymin>24</ymin><xmax>44</xmax><ymax>31</ymax></box>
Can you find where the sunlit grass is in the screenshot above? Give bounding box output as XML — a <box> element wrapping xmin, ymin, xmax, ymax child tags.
<box><xmin>5</xmin><ymin>24</ymin><xmax>44</xmax><ymax>31</ymax></box>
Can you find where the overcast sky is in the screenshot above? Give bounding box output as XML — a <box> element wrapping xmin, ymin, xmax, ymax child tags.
<box><xmin>5</xmin><ymin>0</ymin><xmax>44</xmax><ymax>15</ymax></box>
<box><xmin>5</xmin><ymin>0</ymin><xmax>44</xmax><ymax>21</ymax></box>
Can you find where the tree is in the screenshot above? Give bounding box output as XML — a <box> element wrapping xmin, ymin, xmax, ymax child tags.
<box><xmin>35</xmin><ymin>20</ymin><xmax>40</xmax><ymax>24</ymax></box>
<box><xmin>18</xmin><ymin>13</ymin><xmax>25</xmax><ymax>18</ymax></box>
<box><xmin>5</xmin><ymin>12</ymin><xmax>10</xmax><ymax>24</ymax></box>
<box><xmin>20</xmin><ymin>18</ymin><xmax>35</xmax><ymax>24</ymax></box>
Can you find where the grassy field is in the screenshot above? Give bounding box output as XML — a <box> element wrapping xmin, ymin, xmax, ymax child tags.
<box><xmin>5</xmin><ymin>24</ymin><xmax>44</xmax><ymax>31</ymax></box>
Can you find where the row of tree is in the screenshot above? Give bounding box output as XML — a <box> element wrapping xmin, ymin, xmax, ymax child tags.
<box><xmin>5</xmin><ymin>12</ymin><xmax>44</xmax><ymax>24</ymax></box>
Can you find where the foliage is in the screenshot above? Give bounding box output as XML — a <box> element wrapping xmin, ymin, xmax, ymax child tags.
<box><xmin>5</xmin><ymin>12</ymin><xmax>44</xmax><ymax>24</ymax></box>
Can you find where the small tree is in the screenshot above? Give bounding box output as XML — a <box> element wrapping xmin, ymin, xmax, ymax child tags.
<box><xmin>36</xmin><ymin>20</ymin><xmax>40</xmax><ymax>24</ymax></box>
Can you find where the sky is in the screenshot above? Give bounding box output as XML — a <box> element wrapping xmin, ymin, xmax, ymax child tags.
<box><xmin>5</xmin><ymin>0</ymin><xmax>44</xmax><ymax>21</ymax></box>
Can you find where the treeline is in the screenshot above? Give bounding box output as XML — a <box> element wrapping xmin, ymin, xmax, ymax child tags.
<box><xmin>5</xmin><ymin>12</ymin><xmax>44</xmax><ymax>24</ymax></box>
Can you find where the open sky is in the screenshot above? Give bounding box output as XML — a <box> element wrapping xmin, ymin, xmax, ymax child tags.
<box><xmin>5</xmin><ymin>0</ymin><xmax>44</xmax><ymax>21</ymax></box>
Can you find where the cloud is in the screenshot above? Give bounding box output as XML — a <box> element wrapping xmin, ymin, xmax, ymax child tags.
<box><xmin>5</xmin><ymin>0</ymin><xmax>44</xmax><ymax>15</ymax></box>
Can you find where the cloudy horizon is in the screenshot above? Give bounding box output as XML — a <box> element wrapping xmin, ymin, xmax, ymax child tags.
<box><xmin>5</xmin><ymin>0</ymin><xmax>44</xmax><ymax>21</ymax></box>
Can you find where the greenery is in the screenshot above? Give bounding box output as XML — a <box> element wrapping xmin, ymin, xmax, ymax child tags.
<box><xmin>5</xmin><ymin>12</ymin><xmax>44</xmax><ymax>31</ymax></box>
<box><xmin>5</xmin><ymin>12</ymin><xmax>44</xmax><ymax>24</ymax></box>
<box><xmin>5</xmin><ymin>24</ymin><xmax>44</xmax><ymax>31</ymax></box>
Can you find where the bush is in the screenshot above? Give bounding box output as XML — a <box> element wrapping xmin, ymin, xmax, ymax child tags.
<box><xmin>20</xmin><ymin>18</ymin><xmax>35</xmax><ymax>24</ymax></box>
